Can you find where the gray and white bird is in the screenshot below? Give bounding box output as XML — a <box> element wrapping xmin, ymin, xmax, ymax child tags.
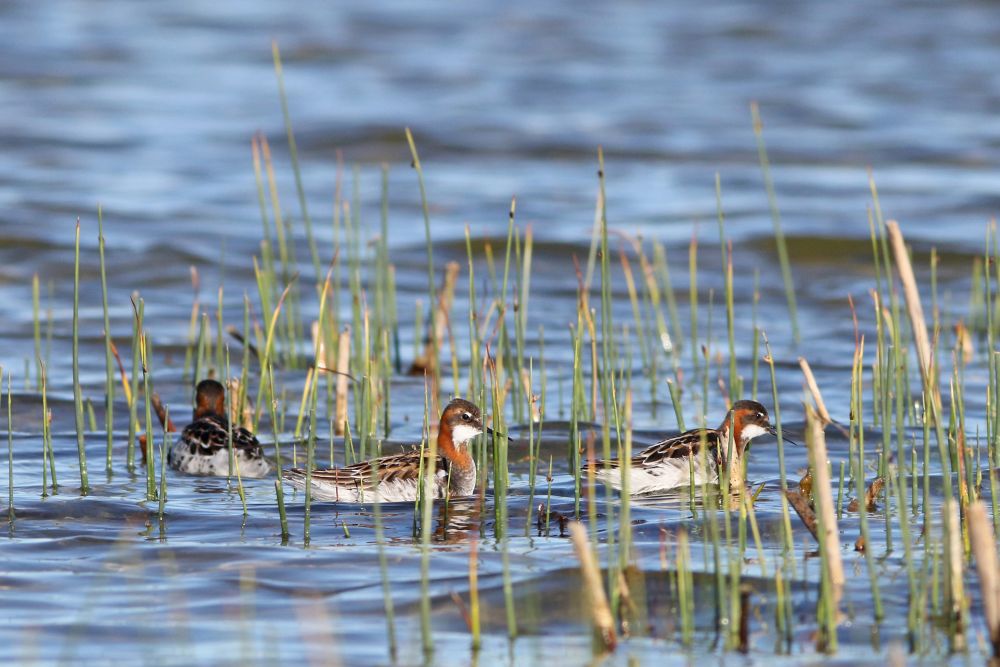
<box><xmin>167</xmin><ymin>379</ymin><xmax>274</xmax><ymax>478</ymax></box>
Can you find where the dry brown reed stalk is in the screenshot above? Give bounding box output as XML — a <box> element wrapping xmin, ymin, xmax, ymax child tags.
<box><xmin>568</xmin><ymin>521</ymin><xmax>617</xmax><ymax>652</ymax></box>
<box><xmin>411</xmin><ymin>261</ymin><xmax>460</xmax><ymax>374</ymax></box>
<box><xmin>886</xmin><ymin>221</ymin><xmax>939</xmax><ymax>406</ymax></box>
<box><xmin>798</xmin><ymin>357</ymin><xmax>832</xmax><ymax>424</ymax></box>
<box><xmin>967</xmin><ymin>501</ymin><xmax>1000</xmax><ymax>658</ymax></box>
<box><xmin>226</xmin><ymin>325</ymin><xmax>260</xmax><ymax>360</ymax></box>
<box><xmin>108</xmin><ymin>340</ymin><xmax>133</xmax><ymax>405</ymax></box>
<box><xmin>954</xmin><ymin>321</ymin><xmax>974</xmax><ymax>365</ymax></box>
<box><xmin>334</xmin><ymin>328</ymin><xmax>350</xmax><ymax>435</ymax></box>
<box><xmin>945</xmin><ymin>498</ymin><xmax>966</xmax><ymax>651</ymax></box>
<box><xmin>292</xmin><ymin>594</ymin><xmax>343</xmax><ymax>667</ymax></box>
<box><xmin>520</xmin><ymin>368</ymin><xmax>541</xmax><ymax>422</ymax></box>
<box><xmin>226</xmin><ymin>378</ymin><xmax>253</xmax><ymax>430</ymax></box>
<box><xmin>310</xmin><ymin>321</ymin><xmax>334</xmax><ymax>371</ymax></box>
<box><xmin>150</xmin><ymin>392</ymin><xmax>175</xmax><ymax>433</ymax></box>
<box><xmin>138</xmin><ymin>392</ymin><xmax>177</xmax><ymax>462</ymax></box>
<box><xmin>805</xmin><ymin>404</ymin><xmax>844</xmax><ymax>604</ymax></box>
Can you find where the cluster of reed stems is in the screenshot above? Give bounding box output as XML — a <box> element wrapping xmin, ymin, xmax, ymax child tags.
<box><xmin>8</xmin><ymin>60</ymin><xmax>1000</xmax><ymax>665</ymax></box>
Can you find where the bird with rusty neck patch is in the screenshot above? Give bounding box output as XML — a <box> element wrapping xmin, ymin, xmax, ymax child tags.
<box><xmin>283</xmin><ymin>398</ymin><xmax>486</xmax><ymax>503</ymax></box>
<box><xmin>167</xmin><ymin>379</ymin><xmax>274</xmax><ymax>478</ymax></box>
<box><xmin>585</xmin><ymin>400</ymin><xmax>789</xmax><ymax>494</ymax></box>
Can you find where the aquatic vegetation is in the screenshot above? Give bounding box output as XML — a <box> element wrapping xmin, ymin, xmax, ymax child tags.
<box><xmin>4</xmin><ymin>54</ymin><xmax>1000</xmax><ymax>667</ymax></box>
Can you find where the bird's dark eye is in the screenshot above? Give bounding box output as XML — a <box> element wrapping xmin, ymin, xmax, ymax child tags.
<box><xmin>462</xmin><ymin>412</ymin><xmax>472</xmax><ymax>422</ymax></box>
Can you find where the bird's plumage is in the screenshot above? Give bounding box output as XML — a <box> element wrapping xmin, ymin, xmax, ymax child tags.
<box><xmin>585</xmin><ymin>400</ymin><xmax>777</xmax><ymax>493</ymax></box>
<box><xmin>283</xmin><ymin>398</ymin><xmax>483</xmax><ymax>503</ymax></box>
<box><xmin>168</xmin><ymin>379</ymin><xmax>274</xmax><ymax>478</ymax></box>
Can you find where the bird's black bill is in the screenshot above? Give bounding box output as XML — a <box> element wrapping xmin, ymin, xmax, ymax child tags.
<box><xmin>485</xmin><ymin>427</ymin><xmax>513</xmax><ymax>442</ymax></box>
<box><xmin>769</xmin><ymin>425</ymin><xmax>801</xmax><ymax>447</ymax></box>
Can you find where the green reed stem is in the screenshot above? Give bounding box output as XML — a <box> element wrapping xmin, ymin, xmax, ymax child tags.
<box><xmin>619</xmin><ymin>391</ymin><xmax>633</xmax><ymax>573</ymax></box>
<box><xmin>38</xmin><ymin>361</ymin><xmax>56</xmax><ymax>494</ymax></box>
<box><xmin>303</xmin><ymin>369</ymin><xmax>317</xmax><ymax>546</ymax></box>
<box><xmin>489</xmin><ymin>352</ymin><xmax>509</xmax><ymax>538</ymax></box>
<box><xmin>32</xmin><ymin>275</ymin><xmax>41</xmax><ymax>389</ymax></box>
<box><xmin>620</xmin><ymin>248</ymin><xmax>655</xmax><ymax>407</ymax></box>
<box><xmin>751</xmin><ymin>103</ymin><xmax>799</xmax><ymax>342</ymax></box>
<box><xmin>97</xmin><ymin>209</ymin><xmax>115</xmax><ymax>475</ymax></box>
<box><xmin>596</xmin><ymin>148</ymin><xmax>621</xmax><ymax>610</ymax></box>
<box><xmin>653</xmin><ymin>241</ymin><xmax>683</xmax><ymax>358</ymax></box>
<box><xmin>677</xmin><ymin>527</ymin><xmax>694</xmax><ymax>645</ymax></box>
<box><xmin>418</xmin><ymin>388</ymin><xmax>436</xmax><ymax>660</ymax></box>
<box><xmin>71</xmin><ymin>222</ymin><xmax>89</xmax><ymax>493</ymax></box>
<box><xmin>570</xmin><ymin>317</ymin><xmax>583</xmax><ymax>518</ymax></box>
<box><xmin>464</xmin><ymin>226</ymin><xmax>481</xmax><ymax>400</ymax></box>
<box><xmin>852</xmin><ymin>336</ymin><xmax>883</xmax><ymax>620</ymax></box>
<box><xmin>127</xmin><ymin>306</ymin><xmax>141</xmax><ymax>471</ymax></box>
<box><xmin>689</xmin><ymin>233</ymin><xmax>700</xmax><ymax>377</ymax></box>
<box><xmin>137</xmin><ymin>301</ymin><xmax>158</xmax><ymax>501</ymax></box>
<box><xmin>272</xmin><ymin>42</ymin><xmax>320</xmax><ymax>281</ymax></box>
<box><xmin>469</xmin><ymin>537</ymin><xmax>481</xmax><ymax>652</ymax></box>
<box><xmin>86</xmin><ymin>399</ymin><xmax>97</xmax><ymax>432</ymax></box>
<box><xmin>836</xmin><ymin>461</ymin><xmax>846</xmax><ymax>518</ymax></box>
<box><xmin>716</xmin><ymin>176</ymin><xmax>739</xmax><ymax>401</ymax></box>
<box><xmin>703</xmin><ymin>290</ymin><xmax>713</xmax><ymax>417</ymax></box>
<box><xmin>158</xmin><ymin>409</ymin><xmax>170</xmax><ymax>520</ymax></box>
<box><xmin>251</xmin><ymin>135</ymin><xmax>273</xmax><ymax>257</ymax></box>
<box><xmin>762</xmin><ymin>333</ymin><xmax>788</xmax><ymax>492</ymax></box>
<box><xmin>253</xmin><ymin>280</ymin><xmax>296</xmax><ymax>447</ymax></box>
<box><xmin>667</xmin><ymin>377</ymin><xmax>685</xmax><ymax>431</ymax></box>
<box><xmin>274</xmin><ymin>478</ymin><xmax>289</xmax><ymax>542</ymax></box>
<box><xmin>502</xmin><ymin>535</ymin><xmax>517</xmax><ymax>639</ymax></box>
<box><xmin>893</xmin><ymin>451</ymin><xmax>919</xmax><ymax>645</ymax></box>
<box><xmin>226</xmin><ymin>348</ymin><xmax>248</xmax><ymax>517</ymax></box>
<box><xmin>405</xmin><ymin>128</ymin><xmax>439</xmax><ymax>387</ymax></box>
<box><xmin>750</xmin><ymin>270</ymin><xmax>761</xmax><ymax>401</ymax></box>
<box><xmin>524</xmin><ymin>359</ymin><xmax>538</xmax><ymax>536</ymax></box>
<box><xmin>215</xmin><ymin>286</ymin><xmax>225</xmax><ymax>382</ymax></box>
<box><xmin>372</xmin><ymin>465</ymin><xmax>397</xmax><ymax>661</ymax></box>
<box><xmin>6</xmin><ymin>371</ymin><xmax>13</xmax><ymax>523</ymax></box>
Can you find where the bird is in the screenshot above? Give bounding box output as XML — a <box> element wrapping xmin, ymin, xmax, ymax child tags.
<box><xmin>167</xmin><ymin>379</ymin><xmax>274</xmax><ymax>478</ymax></box>
<box><xmin>282</xmin><ymin>398</ymin><xmax>486</xmax><ymax>503</ymax></box>
<box><xmin>584</xmin><ymin>400</ymin><xmax>787</xmax><ymax>494</ymax></box>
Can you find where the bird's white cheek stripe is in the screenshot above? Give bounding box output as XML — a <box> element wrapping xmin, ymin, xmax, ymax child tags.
<box><xmin>741</xmin><ymin>424</ymin><xmax>769</xmax><ymax>440</ymax></box>
<box><xmin>452</xmin><ymin>424</ymin><xmax>483</xmax><ymax>444</ymax></box>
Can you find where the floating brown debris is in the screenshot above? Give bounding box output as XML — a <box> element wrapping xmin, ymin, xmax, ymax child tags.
<box><xmin>797</xmin><ymin>469</ymin><xmax>813</xmax><ymax>497</ymax></box>
<box><xmin>784</xmin><ymin>488</ymin><xmax>818</xmax><ymax>541</ymax></box>
<box><xmin>847</xmin><ymin>476</ymin><xmax>884</xmax><ymax>513</ymax></box>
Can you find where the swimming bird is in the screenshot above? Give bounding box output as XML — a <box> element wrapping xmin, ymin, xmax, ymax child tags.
<box><xmin>282</xmin><ymin>398</ymin><xmax>484</xmax><ymax>503</ymax></box>
<box><xmin>167</xmin><ymin>379</ymin><xmax>274</xmax><ymax>478</ymax></box>
<box><xmin>584</xmin><ymin>400</ymin><xmax>787</xmax><ymax>494</ymax></box>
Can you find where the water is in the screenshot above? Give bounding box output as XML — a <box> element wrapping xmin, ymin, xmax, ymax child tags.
<box><xmin>1</xmin><ymin>0</ymin><xmax>999</xmax><ymax>664</ymax></box>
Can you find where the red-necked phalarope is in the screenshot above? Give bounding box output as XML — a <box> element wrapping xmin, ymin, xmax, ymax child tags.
<box><xmin>283</xmin><ymin>398</ymin><xmax>485</xmax><ymax>503</ymax></box>
<box><xmin>167</xmin><ymin>379</ymin><xmax>274</xmax><ymax>478</ymax></box>
<box><xmin>585</xmin><ymin>400</ymin><xmax>788</xmax><ymax>493</ymax></box>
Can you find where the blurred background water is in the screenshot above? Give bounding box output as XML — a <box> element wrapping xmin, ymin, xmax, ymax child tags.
<box><xmin>1</xmin><ymin>1</ymin><xmax>999</xmax><ymax>664</ymax></box>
